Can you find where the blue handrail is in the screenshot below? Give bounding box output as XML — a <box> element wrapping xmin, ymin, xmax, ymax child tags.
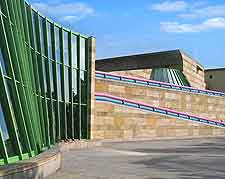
<box><xmin>96</xmin><ymin>93</ymin><xmax>225</xmax><ymax>129</ymax></box>
<box><xmin>96</xmin><ymin>71</ymin><xmax>225</xmax><ymax>98</ymax></box>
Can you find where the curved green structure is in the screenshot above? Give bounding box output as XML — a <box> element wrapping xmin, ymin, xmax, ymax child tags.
<box><xmin>0</xmin><ymin>0</ymin><xmax>91</xmax><ymax>164</ymax></box>
<box><xmin>150</xmin><ymin>68</ymin><xmax>190</xmax><ymax>87</ymax></box>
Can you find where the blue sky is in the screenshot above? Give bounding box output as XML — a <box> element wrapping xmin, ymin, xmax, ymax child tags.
<box><xmin>29</xmin><ymin>0</ymin><xmax>225</xmax><ymax>68</ymax></box>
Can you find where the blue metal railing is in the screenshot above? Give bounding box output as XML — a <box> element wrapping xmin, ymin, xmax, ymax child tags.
<box><xmin>96</xmin><ymin>71</ymin><xmax>225</xmax><ymax>98</ymax></box>
<box><xmin>96</xmin><ymin>93</ymin><xmax>225</xmax><ymax>128</ymax></box>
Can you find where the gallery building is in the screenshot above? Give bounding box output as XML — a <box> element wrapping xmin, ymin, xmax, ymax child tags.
<box><xmin>0</xmin><ymin>0</ymin><xmax>225</xmax><ymax>177</ymax></box>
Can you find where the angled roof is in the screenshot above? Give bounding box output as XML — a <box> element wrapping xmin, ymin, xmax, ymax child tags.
<box><xmin>205</xmin><ymin>68</ymin><xmax>225</xmax><ymax>72</ymax></box>
<box><xmin>96</xmin><ymin>50</ymin><xmax>184</xmax><ymax>72</ymax></box>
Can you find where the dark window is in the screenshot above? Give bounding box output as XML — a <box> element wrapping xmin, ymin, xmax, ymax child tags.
<box><xmin>5</xmin><ymin>81</ymin><xmax>26</xmax><ymax>154</ymax></box>
<box><xmin>73</xmin><ymin>105</ymin><xmax>79</xmax><ymax>138</ymax></box>
<box><xmin>0</xmin><ymin>103</ymin><xmax>15</xmax><ymax>156</ymax></box>
<box><xmin>81</xmin><ymin>106</ymin><xmax>87</xmax><ymax>139</ymax></box>
<box><xmin>80</xmin><ymin>71</ymin><xmax>87</xmax><ymax>104</ymax></box>
<box><xmin>209</xmin><ymin>75</ymin><xmax>213</xmax><ymax>79</ymax></box>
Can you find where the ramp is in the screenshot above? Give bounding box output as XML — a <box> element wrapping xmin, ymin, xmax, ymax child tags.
<box><xmin>96</xmin><ymin>93</ymin><xmax>225</xmax><ymax>128</ymax></box>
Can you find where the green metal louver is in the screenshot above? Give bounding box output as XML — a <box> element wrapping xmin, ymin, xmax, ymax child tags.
<box><xmin>0</xmin><ymin>0</ymin><xmax>92</xmax><ymax>165</ymax></box>
<box><xmin>150</xmin><ymin>68</ymin><xmax>191</xmax><ymax>87</ymax></box>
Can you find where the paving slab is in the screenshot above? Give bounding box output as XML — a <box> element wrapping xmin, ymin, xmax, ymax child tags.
<box><xmin>46</xmin><ymin>138</ymin><xmax>225</xmax><ymax>179</ymax></box>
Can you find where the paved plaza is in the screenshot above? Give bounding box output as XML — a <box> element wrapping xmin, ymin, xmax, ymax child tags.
<box><xmin>47</xmin><ymin>138</ymin><xmax>225</xmax><ymax>179</ymax></box>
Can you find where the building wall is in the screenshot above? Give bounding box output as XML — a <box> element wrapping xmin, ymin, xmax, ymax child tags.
<box><xmin>205</xmin><ymin>69</ymin><xmax>225</xmax><ymax>93</ymax></box>
<box><xmin>97</xmin><ymin>52</ymin><xmax>206</xmax><ymax>90</ymax></box>
<box><xmin>93</xmin><ymin>102</ymin><xmax>225</xmax><ymax>140</ymax></box>
<box><xmin>96</xmin><ymin>79</ymin><xmax>225</xmax><ymax>121</ymax></box>
<box><xmin>181</xmin><ymin>53</ymin><xmax>206</xmax><ymax>89</ymax></box>
<box><xmin>93</xmin><ymin>78</ymin><xmax>225</xmax><ymax>139</ymax></box>
<box><xmin>109</xmin><ymin>69</ymin><xmax>152</xmax><ymax>79</ymax></box>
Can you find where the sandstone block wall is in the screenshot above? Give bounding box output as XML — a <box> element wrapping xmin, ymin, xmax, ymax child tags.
<box><xmin>181</xmin><ymin>53</ymin><xmax>206</xmax><ymax>89</ymax></box>
<box><xmin>89</xmin><ymin>37</ymin><xmax>96</xmax><ymax>139</ymax></box>
<box><xmin>93</xmin><ymin>102</ymin><xmax>225</xmax><ymax>140</ymax></box>
<box><xmin>109</xmin><ymin>69</ymin><xmax>152</xmax><ymax>79</ymax></box>
<box><xmin>95</xmin><ymin>79</ymin><xmax>225</xmax><ymax>122</ymax></box>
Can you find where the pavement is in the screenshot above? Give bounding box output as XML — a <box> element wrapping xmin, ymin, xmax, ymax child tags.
<box><xmin>46</xmin><ymin>138</ymin><xmax>225</xmax><ymax>179</ymax></box>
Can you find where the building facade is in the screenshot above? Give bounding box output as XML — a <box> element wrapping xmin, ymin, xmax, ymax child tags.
<box><xmin>0</xmin><ymin>0</ymin><xmax>93</xmax><ymax>165</ymax></box>
<box><xmin>205</xmin><ymin>68</ymin><xmax>225</xmax><ymax>93</ymax></box>
<box><xmin>96</xmin><ymin>50</ymin><xmax>206</xmax><ymax>89</ymax></box>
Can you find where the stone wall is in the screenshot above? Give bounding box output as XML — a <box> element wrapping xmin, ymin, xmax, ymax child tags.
<box><xmin>96</xmin><ymin>79</ymin><xmax>225</xmax><ymax>121</ymax></box>
<box><xmin>88</xmin><ymin>37</ymin><xmax>96</xmax><ymax>139</ymax></box>
<box><xmin>181</xmin><ymin>53</ymin><xmax>206</xmax><ymax>89</ymax></box>
<box><xmin>92</xmin><ymin>78</ymin><xmax>225</xmax><ymax>139</ymax></box>
<box><xmin>109</xmin><ymin>69</ymin><xmax>152</xmax><ymax>79</ymax></box>
<box><xmin>93</xmin><ymin>102</ymin><xmax>225</xmax><ymax>140</ymax></box>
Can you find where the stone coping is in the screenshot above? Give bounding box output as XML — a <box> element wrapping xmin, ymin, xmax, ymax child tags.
<box><xmin>0</xmin><ymin>147</ymin><xmax>61</xmax><ymax>179</ymax></box>
<box><xmin>58</xmin><ymin>140</ymin><xmax>102</xmax><ymax>152</ymax></box>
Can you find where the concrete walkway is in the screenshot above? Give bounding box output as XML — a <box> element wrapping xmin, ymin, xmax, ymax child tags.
<box><xmin>46</xmin><ymin>138</ymin><xmax>225</xmax><ymax>179</ymax></box>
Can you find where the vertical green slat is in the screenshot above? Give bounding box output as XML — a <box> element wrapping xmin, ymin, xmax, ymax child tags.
<box><xmin>0</xmin><ymin>1</ymin><xmax>30</xmax><ymax>158</ymax></box>
<box><xmin>26</xmin><ymin>5</ymin><xmax>42</xmax><ymax>151</ymax></box>
<box><xmin>44</xmin><ymin>17</ymin><xmax>55</xmax><ymax>144</ymax></box>
<box><xmin>18</xmin><ymin>0</ymin><xmax>39</xmax><ymax>154</ymax></box>
<box><xmin>0</xmin><ymin>0</ymin><xmax>91</xmax><ymax>165</ymax></box>
<box><xmin>36</xmin><ymin>13</ymin><xmax>50</xmax><ymax>147</ymax></box>
<box><xmin>28</xmin><ymin>7</ymin><xmax>45</xmax><ymax>149</ymax></box>
<box><xmin>11</xmin><ymin>0</ymin><xmax>36</xmax><ymax>156</ymax></box>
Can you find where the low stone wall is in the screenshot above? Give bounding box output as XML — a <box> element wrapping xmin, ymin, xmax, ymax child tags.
<box><xmin>0</xmin><ymin>140</ymin><xmax>102</xmax><ymax>179</ymax></box>
<box><xmin>96</xmin><ymin>79</ymin><xmax>225</xmax><ymax>122</ymax></box>
<box><xmin>93</xmin><ymin>102</ymin><xmax>225</xmax><ymax>140</ymax></box>
<box><xmin>0</xmin><ymin>148</ymin><xmax>61</xmax><ymax>179</ymax></box>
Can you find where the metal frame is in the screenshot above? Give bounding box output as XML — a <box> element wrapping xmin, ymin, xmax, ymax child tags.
<box><xmin>0</xmin><ymin>0</ymin><xmax>92</xmax><ymax>165</ymax></box>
